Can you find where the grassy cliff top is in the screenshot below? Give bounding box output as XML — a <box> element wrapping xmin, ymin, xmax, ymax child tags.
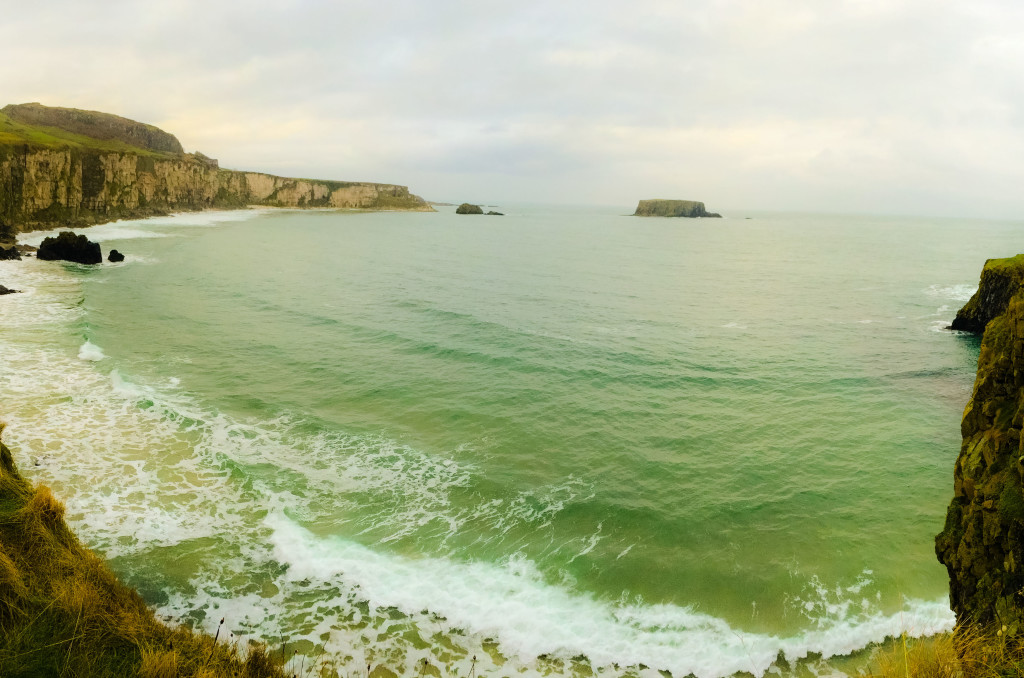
<box><xmin>983</xmin><ymin>253</ymin><xmax>1024</xmax><ymax>272</ymax></box>
<box><xmin>0</xmin><ymin>103</ymin><xmax>183</xmax><ymax>158</ymax></box>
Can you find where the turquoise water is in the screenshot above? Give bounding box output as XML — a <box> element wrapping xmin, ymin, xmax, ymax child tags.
<box><xmin>0</xmin><ymin>205</ymin><xmax>1015</xmax><ymax>676</ymax></box>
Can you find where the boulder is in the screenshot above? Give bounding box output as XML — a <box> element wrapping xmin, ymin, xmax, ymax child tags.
<box><xmin>108</xmin><ymin>249</ymin><xmax>125</xmax><ymax>262</ymax></box>
<box><xmin>0</xmin><ymin>245</ymin><xmax>20</xmax><ymax>261</ymax></box>
<box><xmin>486</xmin><ymin>211</ymin><xmax>504</xmax><ymax>216</ymax></box>
<box><xmin>633</xmin><ymin>199</ymin><xmax>722</xmax><ymax>218</ymax></box>
<box><xmin>456</xmin><ymin>203</ymin><xmax>484</xmax><ymax>215</ymax></box>
<box><xmin>0</xmin><ymin>284</ymin><xmax>19</xmax><ymax>295</ymax></box>
<box><xmin>37</xmin><ymin>231</ymin><xmax>102</xmax><ymax>265</ymax></box>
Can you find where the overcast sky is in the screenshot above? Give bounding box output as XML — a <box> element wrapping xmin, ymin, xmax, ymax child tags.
<box><xmin>3</xmin><ymin>0</ymin><xmax>1024</xmax><ymax>217</ymax></box>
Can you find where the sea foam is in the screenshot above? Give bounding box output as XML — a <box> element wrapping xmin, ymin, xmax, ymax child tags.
<box><xmin>78</xmin><ymin>340</ymin><xmax>105</xmax><ymax>361</ymax></box>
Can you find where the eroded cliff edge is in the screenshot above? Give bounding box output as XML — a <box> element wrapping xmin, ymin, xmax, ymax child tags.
<box><xmin>0</xmin><ymin>103</ymin><xmax>432</xmax><ymax>233</ymax></box>
<box><xmin>936</xmin><ymin>254</ymin><xmax>1024</xmax><ymax>631</ymax></box>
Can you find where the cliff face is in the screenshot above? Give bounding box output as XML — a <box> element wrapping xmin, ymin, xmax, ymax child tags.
<box><xmin>633</xmin><ymin>199</ymin><xmax>722</xmax><ymax>218</ymax></box>
<box><xmin>0</xmin><ymin>149</ymin><xmax>432</xmax><ymax>232</ymax></box>
<box><xmin>0</xmin><ymin>103</ymin><xmax>432</xmax><ymax>232</ymax></box>
<box><xmin>949</xmin><ymin>255</ymin><xmax>1024</xmax><ymax>333</ymax></box>
<box><xmin>936</xmin><ymin>255</ymin><xmax>1024</xmax><ymax>631</ymax></box>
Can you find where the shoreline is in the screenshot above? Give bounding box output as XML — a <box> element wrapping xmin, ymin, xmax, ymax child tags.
<box><xmin>0</xmin><ymin>210</ymin><xmax>963</xmax><ymax>678</ymax></box>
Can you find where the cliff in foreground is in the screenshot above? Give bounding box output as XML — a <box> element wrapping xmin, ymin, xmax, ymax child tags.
<box><xmin>0</xmin><ymin>103</ymin><xmax>432</xmax><ymax>233</ymax></box>
<box><xmin>936</xmin><ymin>254</ymin><xmax>1024</xmax><ymax>632</ymax></box>
<box><xmin>0</xmin><ymin>428</ymin><xmax>285</xmax><ymax>677</ymax></box>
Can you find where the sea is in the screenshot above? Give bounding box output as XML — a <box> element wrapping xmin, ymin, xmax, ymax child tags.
<box><xmin>0</xmin><ymin>204</ymin><xmax>1016</xmax><ymax>677</ymax></box>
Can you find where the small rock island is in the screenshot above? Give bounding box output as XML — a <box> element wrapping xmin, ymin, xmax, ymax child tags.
<box><xmin>633</xmin><ymin>199</ymin><xmax>721</xmax><ymax>218</ymax></box>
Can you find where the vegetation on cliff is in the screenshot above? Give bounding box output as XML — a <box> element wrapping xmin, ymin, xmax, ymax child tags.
<box><xmin>936</xmin><ymin>254</ymin><xmax>1024</xmax><ymax>632</ymax></box>
<box><xmin>0</xmin><ymin>102</ymin><xmax>432</xmax><ymax>234</ymax></box>
<box><xmin>632</xmin><ymin>199</ymin><xmax>722</xmax><ymax>218</ymax></box>
<box><xmin>0</xmin><ymin>427</ymin><xmax>290</xmax><ymax>677</ymax></box>
<box><xmin>949</xmin><ymin>255</ymin><xmax>1024</xmax><ymax>333</ymax></box>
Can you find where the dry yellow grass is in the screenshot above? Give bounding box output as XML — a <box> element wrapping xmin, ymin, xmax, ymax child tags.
<box><xmin>865</xmin><ymin>625</ymin><xmax>1024</xmax><ymax>678</ymax></box>
<box><xmin>0</xmin><ymin>431</ymin><xmax>288</xmax><ymax>678</ymax></box>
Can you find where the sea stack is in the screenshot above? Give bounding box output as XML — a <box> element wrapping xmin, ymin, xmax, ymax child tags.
<box><xmin>633</xmin><ymin>199</ymin><xmax>721</xmax><ymax>218</ymax></box>
<box><xmin>936</xmin><ymin>253</ymin><xmax>1024</xmax><ymax>632</ymax></box>
<box><xmin>36</xmin><ymin>231</ymin><xmax>102</xmax><ymax>265</ymax></box>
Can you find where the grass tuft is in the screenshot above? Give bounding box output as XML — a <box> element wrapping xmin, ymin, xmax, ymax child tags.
<box><xmin>0</xmin><ymin>432</ymin><xmax>288</xmax><ymax>677</ymax></box>
<box><xmin>865</xmin><ymin>624</ymin><xmax>1024</xmax><ymax>678</ymax></box>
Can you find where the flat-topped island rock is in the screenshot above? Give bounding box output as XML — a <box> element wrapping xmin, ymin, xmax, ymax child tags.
<box><xmin>633</xmin><ymin>199</ymin><xmax>721</xmax><ymax>218</ymax></box>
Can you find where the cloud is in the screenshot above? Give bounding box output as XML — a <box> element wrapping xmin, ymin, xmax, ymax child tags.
<box><xmin>3</xmin><ymin>0</ymin><xmax>1024</xmax><ymax>216</ymax></box>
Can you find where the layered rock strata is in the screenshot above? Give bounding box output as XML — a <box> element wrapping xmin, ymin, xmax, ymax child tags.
<box><xmin>0</xmin><ymin>103</ymin><xmax>432</xmax><ymax>233</ymax></box>
<box><xmin>937</xmin><ymin>254</ymin><xmax>1024</xmax><ymax>631</ymax></box>
<box><xmin>0</xmin><ymin>150</ymin><xmax>432</xmax><ymax>233</ymax></box>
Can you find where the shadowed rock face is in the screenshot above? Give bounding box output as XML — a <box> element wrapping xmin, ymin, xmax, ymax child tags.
<box><xmin>950</xmin><ymin>255</ymin><xmax>1024</xmax><ymax>333</ymax></box>
<box><xmin>3</xmin><ymin>103</ymin><xmax>185</xmax><ymax>155</ymax></box>
<box><xmin>36</xmin><ymin>231</ymin><xmax>102</xmax><ymax>265</ymax></box>
<box><xmin>633</xmin><ymin>199</ymin><xmax>722</xmax><ymax>218</ymax></box>
<box><xmin>937</xmin><ymin>253</ymin><xmax>1024</xmax><ymax>632</ymax></box>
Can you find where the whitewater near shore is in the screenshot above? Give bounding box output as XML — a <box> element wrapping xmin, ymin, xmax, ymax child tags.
<box><xmin>2</xmin><ymin>205</ymin><xmax>1013</xmax><ymax>676</ymax></box>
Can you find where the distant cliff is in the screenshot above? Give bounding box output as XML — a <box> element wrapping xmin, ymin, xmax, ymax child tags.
<box><xmin>936</xmin><ymin>254</ymin><xmax>1024</xmax><ymax>632</ymax></box>
<box><xmin>633</xmin><ymin>199</ymin><xmax>721</xmax><ymax>218</ymax></box>
<box><xmin>0</xmin><ymin>103</ymin><xmax>432</xmax><ymax>233</ymax></box>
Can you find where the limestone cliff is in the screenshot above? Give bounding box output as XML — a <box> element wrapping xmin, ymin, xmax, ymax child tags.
<box><xmin>936</xmin><ymin>254</ymin><xmax>1024</xmax><ymax>630</ymax></box>
<box><xmin>0</xmin><ymin>103</ymin><xmax>432</xmax><ymax>233</ymax></box>
<box><xmin>633</xmin><ymin>199</ymin><xmax>722</xmax><ymax>218</ymax></box>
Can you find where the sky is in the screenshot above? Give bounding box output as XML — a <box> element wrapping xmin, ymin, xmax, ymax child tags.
<box><xmin>3</xmin><ymin>0</ymin><xmax>1024</xmax><ymax>217</ymax></box>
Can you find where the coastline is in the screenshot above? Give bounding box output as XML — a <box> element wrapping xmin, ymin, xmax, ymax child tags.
<box><xmin>0</xmin><ymin>208</ymin><xmax>973</xmax><ymax>677</ymax></box>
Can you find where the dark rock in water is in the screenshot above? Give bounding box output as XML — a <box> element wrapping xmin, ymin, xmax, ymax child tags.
<box><xmin>0</xmin><ymin>244</ymin><xmax>20</xmax><ymax>260</ymax></box>
<box><xmin>37</xmin><ymin>231</ymin><xmax>102</xmax><ymax>265</ymax></box>
<box><xmin>0</xmin><ymin>284</ymin><xmax>19</xmax><ymax>295</ymax></box>
<box><xmin>486</xmin><ymin>211</ymin><xmax>504</xmax><ymax>216</ymax></box>
<box><xmin>949</xmin><ymin>254</ymin><xmax>1024</xmax><ymax>333</ymax></box>
<box><xmin>937</xmin><ymin>252</ymin><xmax>1024</xmax><ymax>633</ymax></box>
<box><xmin>633</xmin><ymin>199</ymin><xmax>722</xmax><ymax>218</ymax></box>
<box><xmin>108</xmin><ymin>249</ymin><xmax>125</xmax><ymax>262</ymax></box>
<box><xmin>456</xmin><ymin>203</ymin><xmax>484</xmax><ymax>215</ymax></box>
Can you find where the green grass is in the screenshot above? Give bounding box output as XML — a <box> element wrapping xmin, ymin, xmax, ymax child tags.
<box><xmin>982</xmin><ymin>254</ymin><xmax>1024</xmax><ymax>273</ymax></box>
<box><xmin>0</xmin><ymin>112</ymin><xmax>176</xmax><ymax>158</ymax></box>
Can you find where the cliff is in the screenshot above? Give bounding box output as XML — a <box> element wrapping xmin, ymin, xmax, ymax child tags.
<box><xmin>949</xmin><ymin>255</ymin><xmax>1024</xmax><ymax>333</ymax></box>
<box><xmin>936</xmin><ymin>254</ymin><xmax>1024</xmax><ymax>631</ymax></box>
<box><xmin>0</xmin><ymin>103</ymin><xmax>432</xmax><ymax>233</ymax></box>
<box><xmin>633</xmin><ymin>199</ymin><xmax>722</xmax><ymax>218</ymax></box>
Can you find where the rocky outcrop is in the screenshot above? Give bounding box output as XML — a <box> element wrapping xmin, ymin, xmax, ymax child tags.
<box><xmin>107</xmin><ymin>249</ymin><xmax>124</xmax><ymax>262</ymax></box>
<box><xmin>950</xmin><ymin>255</ymin><xmax>1024</xmax><ymax>333</ymax></box>
<box><xmin>0</xmin><ymin>284</ymin><xmax>19</xmax><ymax>295</ymax></box>
<box><xmin>0</xmin><ymin>243</ymin><xmax>19</xmax><ymax>260</ymax></box>
<box><xmin>486</xmin><ymin>211</ymin><xmax>504</xmax><ymax>216</ymax></box>
<box><xmin>633</xmin><ymin>199</ymin><xmax>722</xmax><ymax>218</ymax></box>
<box><xmin>36</xmin><ymin>231</ymin><xmax>102</xmax><ymax>265</ymax></box>
<box><xmin>936</xmin><ymin>254</ymin><xmax>1024</xmax><ymax>631</ymax></box>
<box><xmin>0</xmin><ymin>103</ymin><xmax>433</xmax><ymax>233</ymax></box>
<box><xmin>456</xmin><ymin>203</ymin><xmax>484</xmax><ymax>214</ymax></box>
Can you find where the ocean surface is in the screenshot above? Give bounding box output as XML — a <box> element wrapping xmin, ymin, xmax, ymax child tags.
<box><xmin>0</xmin><ymin>204</ymin><xmax>1016</xmax><ymax>677</ymax></box>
